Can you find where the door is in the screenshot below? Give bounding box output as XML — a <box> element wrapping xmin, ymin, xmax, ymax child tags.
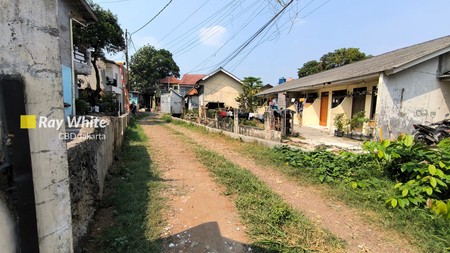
<box><xmin>319</xmin><ymin>92</ymin><xmax>329</xmax><ymax>126</ymax></box>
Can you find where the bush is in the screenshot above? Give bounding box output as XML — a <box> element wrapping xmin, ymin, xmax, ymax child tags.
<box><xmin>364</xmin><ymin>135</ymin><xmax>450</xmax><ymax>216</ymax></box>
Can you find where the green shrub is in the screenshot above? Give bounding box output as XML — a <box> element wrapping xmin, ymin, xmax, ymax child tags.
<box><xmin>364</xmin><ymin>134</ymin><xmax>450</xmax><ymax>215</ymax></box>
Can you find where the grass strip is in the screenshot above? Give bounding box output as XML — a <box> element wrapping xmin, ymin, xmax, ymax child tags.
<box><xmin>186</xmin><ymin>143</ymin><xmax>346</xmax><ymax>252</ymax></box>
<box><xmin>89</xmin><ymin>117</ymin><xmax>165</xmax><ymax>252</ymax></box>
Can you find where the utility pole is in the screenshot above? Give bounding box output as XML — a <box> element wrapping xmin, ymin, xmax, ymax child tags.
<box><xmin>125</xmin><ymin>29</ymin><xmax>130</xmax><ymax>92</ymax></box>
<box><xmin>124</xmin><ymin>29</ymin><xmax>130</xmax><ymax>112</ymax></box>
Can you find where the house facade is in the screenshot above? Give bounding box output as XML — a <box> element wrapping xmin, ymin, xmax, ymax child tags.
<box><xmin>258</xmin><ymin>35</ymin><xmax>450</xmax><ymax>139</ymax></box>
<box><xmin>197</xmin><ymin>68</ymin><xmax>243</xmax><ymax>109</ymax></box>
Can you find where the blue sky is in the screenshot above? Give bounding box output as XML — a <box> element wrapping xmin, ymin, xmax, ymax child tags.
<box><xmin>94</xmin><ymin>0</ymin><xmax>450</xmax><ymax>85</ymax></box>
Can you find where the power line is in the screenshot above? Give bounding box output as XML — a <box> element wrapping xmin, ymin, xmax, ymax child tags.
<box><xmin>218</xmin><ymin>0</ymin><xmax>295</xmax><ymax>68</ymax></box>
<box><xmin>131</xmin><ymin>0</ymin><xmax>174</xmax><ymax>35</ymax></box>
<box><xmin>156</xmin><ymin>0</ymin><xmax>211</xmax><ymax>44</ymax></box>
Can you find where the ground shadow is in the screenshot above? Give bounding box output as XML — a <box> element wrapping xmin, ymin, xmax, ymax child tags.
<box><xmin>164</xmin><ymin>222</ymin><xmax>269</xmax><ymax>253</ymax></box>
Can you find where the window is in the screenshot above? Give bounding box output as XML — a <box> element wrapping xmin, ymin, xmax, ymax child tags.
<box><xmin>331</xmin><ymin>90</ymin><xmax>347</xmax><ymax>108</ymax></box>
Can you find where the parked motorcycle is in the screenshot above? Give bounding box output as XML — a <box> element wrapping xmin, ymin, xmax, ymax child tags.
<box><xmin>413</xmin><ymin>119</ymin><xmax>450</xmax><ymax>145</ymax></box>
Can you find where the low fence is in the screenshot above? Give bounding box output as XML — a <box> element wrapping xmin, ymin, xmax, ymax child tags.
<box><xmin>66</xmin><ymin>113</ymin><xmax>129</xmax><ymax>251</ymax></box>
<box><xmin>183</xmin><ymin>108</ymin><xmax>282</xmax><ymax>142</ymax></box>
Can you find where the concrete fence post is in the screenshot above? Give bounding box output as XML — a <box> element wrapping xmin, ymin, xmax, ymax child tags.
<box><xmin>234</xmin><ymin>108</ymin><xmax>239</xmax><ymax>133</ymax></box>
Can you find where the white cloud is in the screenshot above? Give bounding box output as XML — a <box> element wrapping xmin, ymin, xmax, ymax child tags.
<box><xmin>199</xmin><ymin>26</ymin><xmax>228</xmax><ymax>47</ymax></box>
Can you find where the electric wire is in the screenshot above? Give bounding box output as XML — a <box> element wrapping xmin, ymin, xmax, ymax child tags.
<box><xmin>173</xmin><ymin>0</ymin><xmax>265</xmax><ymax>56</ymax></box>
<box><xmin>131</xmin><ymin>0</ymin><xmax>174</xmax><ymax>35</ymax></box>
<box><xmin>156</xmin><ymin>0</ymin><xmax>211</xmax><ymax>44</ymax></box>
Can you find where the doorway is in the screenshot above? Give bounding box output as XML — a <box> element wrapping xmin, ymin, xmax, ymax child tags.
<box><xmin>320</xmin><ymin>92</ymin><xmax>329</xmax><ymax>126</ymax></box>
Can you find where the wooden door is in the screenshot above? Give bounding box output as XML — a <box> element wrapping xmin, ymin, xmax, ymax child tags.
<box><xmin>320</xmin><ymin>92</ymin><xmax>329</xmax><ymax>126</ymax></box>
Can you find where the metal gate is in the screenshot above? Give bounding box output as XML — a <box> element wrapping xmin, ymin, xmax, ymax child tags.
<box><xmin>0</xmin><ymin>75</ymin><xmax>40</xmax><ymax>252</ymax></box>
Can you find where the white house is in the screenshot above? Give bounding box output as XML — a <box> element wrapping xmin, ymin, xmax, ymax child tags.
<box><xmin>258</xmin><ymin>35</ymin><xmax>450</xmax><ymax>139</ymax></box>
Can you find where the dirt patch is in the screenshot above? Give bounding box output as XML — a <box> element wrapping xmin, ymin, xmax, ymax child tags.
<box><xmin>141</xmin><ymin>119</ymin><xmax>251</xmax><ymax>253</ymax></box>
<box><xmin>167</xmin><ymin>123</ymin><xmax>417</xmax><ymax>253</ymax></box>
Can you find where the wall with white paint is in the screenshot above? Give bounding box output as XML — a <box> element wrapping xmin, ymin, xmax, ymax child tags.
<box><xmin>377</xmin><ymin>54</ymin><xmax>450</xmax><ymax>138</ymax></box>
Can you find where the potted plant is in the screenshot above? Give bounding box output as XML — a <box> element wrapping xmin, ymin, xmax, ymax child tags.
<box><xmin>347</xmin><ymin>111</ymin><xmax>369</xmax><ymax>138</ymax></box>
<box><xmin>333</xmin><ymin>113</ymin><xmax>345</xmax><ymax>137</ymax></box>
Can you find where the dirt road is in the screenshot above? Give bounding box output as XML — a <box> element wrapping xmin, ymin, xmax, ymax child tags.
<box><xmin>141</xmin><ymin>115</ymin><xmax>417</xmax><ymax>253</ymax></box>
<box><xmin>141</xmin><ymin>119</ymin><xmax>250</xmax><ymax>253</ymax></box>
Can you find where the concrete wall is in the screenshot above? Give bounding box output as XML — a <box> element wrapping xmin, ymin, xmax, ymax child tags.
<box><xmin>67</xmin><ymin>113</ymin><xmax>129</xmax><ymax>250</ymax></box>
<box><xmin>1</xmin><ymin>0</ymin><xmax>74</xmax><ymax>251</ymax></box>
<box><xmin>239</xmin><ymin>125</ymin><xmax>281</xmax><ymax>142</ymax></box>
<box><xmin>377</xmin><ymin>56</ymin><xmax>450</xmax><ymax>138</ymax></box>
<box><xmin>201</xmin><ymin>71</ymin><xmax>243</xmax><ymax>108</ymax></box>
<box><xmin>303</xmin><ymin>99</ymin><xmax>321</xmax><ymax>126</ymax></box>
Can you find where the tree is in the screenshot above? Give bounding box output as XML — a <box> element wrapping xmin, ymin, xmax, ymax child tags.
<box><xmin>129</xmin><ymin>45</ymin><xmax>179</xmax><ymax>94</ymax></box>
<box><xmin>73</xmin><ymin>4</ymin><xmax>125</xmax><ymax>101</ymax></box>
<box><xmin>236</xmin><ymin>77</ymin><xmax>263</xmax><ymax>113</ymax></box>
<box><xmin>297</xmin><ymin>48</ymin><xmax>369</xmax><ymax>78</ymax></box>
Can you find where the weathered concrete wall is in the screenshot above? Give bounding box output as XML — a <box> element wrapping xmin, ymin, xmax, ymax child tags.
<box><xmin>1</xmin><ymin>0</ymin><xmax>74</xmax><ymax>251</ymax></box>
<box><xmin>377</xmin><ymin>57</ymin><xmax>450</xmax><ymax>138</ymax></box>
<box><xmin>239</xmin><ymin>125</ymin><xmax>281</xmax><ymax>142</ymax></box>
<box><xmin>67</xmin><ymin>113</ymin><xmax>129</xmax><ymax>250</ymax></box>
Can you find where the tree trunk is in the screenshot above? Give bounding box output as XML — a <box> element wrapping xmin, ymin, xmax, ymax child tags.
<box><xmin>91</xmin><ymin>57</ymin><xmax>101</xmax><ymax>104</ymax></box>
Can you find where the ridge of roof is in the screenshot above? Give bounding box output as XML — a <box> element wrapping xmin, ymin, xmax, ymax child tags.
<box><xmin>199</xmin><ymin>67</ymin><xmax>242</xmax><ymax>84</ymax></box>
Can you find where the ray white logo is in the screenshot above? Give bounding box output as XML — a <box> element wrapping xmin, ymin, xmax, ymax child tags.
<box><xmin>20</xmin><ymin>115</ymin><xmax>109</xmax><ymax>130</ymax></box>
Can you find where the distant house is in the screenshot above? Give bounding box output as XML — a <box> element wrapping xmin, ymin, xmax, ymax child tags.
<box><xmin>194</xmin><ymin>67</ymin><xmax>243</xmax><ymax>110</ymax></box>
<box><xmin>258</xmin><ymin>35</ymin><xmax>450</xmax><ymax>138</ymax></box>
<box><xmin>179</xmin><ymin>74</ymin><xmax>206</xmax><ymax>96</ymax></box>
<box><xmin>158</xmin><ymin>76</ymin><xmax>181</xmax><ymax>93</ymax></box>
<box><xmin>77</xmin><ymin>59</ymin><xmax>127</xmax><ymax>113</ymax></box>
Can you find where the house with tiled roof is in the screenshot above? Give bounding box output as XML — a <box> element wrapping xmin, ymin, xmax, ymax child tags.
<box><xmin>178</xmin><ymin>74</ymin><xmax>206</xmax><ymax>96</ymax></box>
<box><xmin>258</xmin><ymin>35</ymin><xmax>450</xmax><ymax>139</ymax></box>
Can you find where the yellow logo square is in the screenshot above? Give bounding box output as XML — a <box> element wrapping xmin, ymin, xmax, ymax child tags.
<box><xmin>20</xmin><ymin>115</ymin><xmax>37</xmax><ymax>129</ymax></box>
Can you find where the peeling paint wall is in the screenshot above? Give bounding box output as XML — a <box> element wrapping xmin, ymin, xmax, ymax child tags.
<box><xmin>377</xmin><ymin>55</ymin><xmax>450</xmax><ymax>138</ymax></box>
<box><xmin>1</xmin><ymin>0</ymin><xmax>74</xmax><ymax>251</ymax></box>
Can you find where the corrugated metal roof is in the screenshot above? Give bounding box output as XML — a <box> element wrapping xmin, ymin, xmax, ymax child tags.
<box><xmin>259</xmin><ymin>35</ymin><xmax>450</xmax><ymax>96</ymax></box>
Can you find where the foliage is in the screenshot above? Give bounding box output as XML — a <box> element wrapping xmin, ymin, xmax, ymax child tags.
<box><xmin>235</xmin><ymin>76</ymin><xmax>263</xmax><ymax>113</ymax></box>
<box><xmin>75</xmin><ymin>98</ymin><xmax>90</xmax><ymax>115</ymax></box>
<box><xmin>73</xmin><ymin>4</ymin><xmax>125</xmax><ymax>98</ymax></box>
<box><xmin>161</xmin><ymin>114</ymin><xmax>172</xmax><ymax>123</ymax></box>
<box><xmin>274</xmin><ymin>146</ymin><xmax>379</xmax><ymax>184</ymax></box>
<box><xmin>364</xmin><ymin>135</ymin><xmax>450</xmax><ymax>213</ymax></box>
<box><xmin>297</xmin><ymin>48</ymin><xmax>369</xmax><ymax>78</ymax></box>
<box><xmin>346</xmin><ymin>111</ymin><xmax>368</xmax><ymax>132</ymax></box>
<box><xmin>98</xmin><ymin>92</ymin><xmax>119</xmax><ymax>115</ymax></box>
<box><xmin>130</xmin><ymin>45</ymin><xmax>179</xmax><ymax>95</ymax></box>
<box><xmin>333</xmin><ymin>113</ymin><xmax>346</xmax><ymax>132</ymax></box>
